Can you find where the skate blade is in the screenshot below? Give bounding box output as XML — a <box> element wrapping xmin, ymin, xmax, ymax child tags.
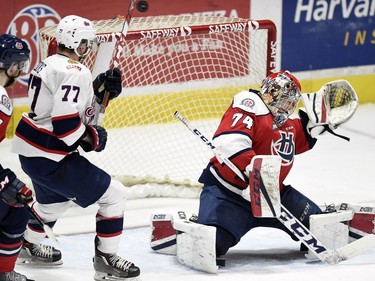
<box><xmin>94</xmin><ymin>272</ymin><xmax>141</xmax><ymax>281</ymax></box>
<box><xmin>17</xmin><ymin>257</ymin><xmax>63</xmax><ymax>267</ymax></box>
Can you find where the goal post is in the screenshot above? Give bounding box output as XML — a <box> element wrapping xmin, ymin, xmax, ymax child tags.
<box><xmin>38</xmin><ymin>15</ymin><xmax>277</xmax><ymax>190</ymax></box>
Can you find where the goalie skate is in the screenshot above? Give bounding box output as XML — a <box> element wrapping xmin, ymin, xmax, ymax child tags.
<box><xmin>17</xmin><ymin>240</ymin><xmax>62</xmax><ymax>266</ymax></box>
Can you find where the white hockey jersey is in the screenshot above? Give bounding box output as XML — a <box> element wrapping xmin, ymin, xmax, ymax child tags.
<box><xmin>11</xmin><ymin>54</ymin><xmax>97</xmax><ymax>162</ymax></box>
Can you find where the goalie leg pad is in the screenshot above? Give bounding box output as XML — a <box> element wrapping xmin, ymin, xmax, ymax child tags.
<box><xmin>150</xmin><ymin>211</ymin><xmax>218</xmax><ymax>273</ymax></box>
<box><xmin>349</xmin><ymin>213</ymin><xmax>375</xmax><ymax>239</ymax></box>
<box><xmin>338</xmin><ymin>203</ymin><xmax>375</xmax><ymax>240</ymax></box>
<box><xmin>150</xmin><ymin>213</ymin><xmax>177</xmax><ymax>255</ymax></box>
<box><xmin>306</xmin><ymin>210</ymin><xmax>353</xmax><ymax>260</ymax></box>
<box><xmin>174</xmin><ymin>219</ymin><xmax>218</xmax><ymax>274</ymax></box>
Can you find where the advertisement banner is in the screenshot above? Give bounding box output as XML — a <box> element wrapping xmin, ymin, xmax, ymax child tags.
<box><xmin>0</xmin><ymin>0</ymin><xmax>249</xmax><ymax>98</ymax></box>
<box><xmin>282</xmin><ymin>0</ymin><xmax>374</xmax><ymax>71</ymax></box>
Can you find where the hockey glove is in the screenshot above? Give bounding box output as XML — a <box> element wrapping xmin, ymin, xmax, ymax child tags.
<box><xmin>93</xmin><ymin>67</ymin><xmax>122</xmax><ymax>104</ymax></box>
<box><xmin>0</xmin><ymin>168</ymin><xmax>33</xmax><ymax>207</ymax></box>
<box><xmin>298</xmin><ymin>108</ymin><xmax>326</xmax><ymax>139</ymax></box>
<box><xmin>79</xmin><ymin>125</ymin><xmax>108</xmax><ymax>152</ymax></box>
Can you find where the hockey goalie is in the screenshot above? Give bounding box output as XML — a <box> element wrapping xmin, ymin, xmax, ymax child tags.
<box><xmin>150</xmin><ymin>75</ymin><xmax>375</xmax><ymax>273</ymax></box>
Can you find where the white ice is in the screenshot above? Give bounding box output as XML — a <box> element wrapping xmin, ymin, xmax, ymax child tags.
<box><xmin>1</xmin><ymin>104</ymin><xmax>374</xmax><ymax>280</ymax></box>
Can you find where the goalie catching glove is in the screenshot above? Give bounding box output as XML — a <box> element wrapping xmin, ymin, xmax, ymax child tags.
<box><xmin>0</xmin><ymin>166</ymin><xmax>33</xmax><ymax>207</ymax></box>
<box><xmin>300</xmin><ymin>80</ymin><xmax>358</xmax><ymax>140</ymax></box>
<box><xmin>79</xmin><ymin>125</ymin><xmax>108</xmax><ymax>152</ymax></box>
<box><xmin>93</xmin><ymin>67</ymin><xmax>122</xmax><ymax>105</ymax></box>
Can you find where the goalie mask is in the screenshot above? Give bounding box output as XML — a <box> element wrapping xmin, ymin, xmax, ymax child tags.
<box><xmin>260</xmin><ymin>70</ymin><xmax>301</xmax><ymax>127</ymax></box>
<box><xmin>56</xmin><ymin>15</ymin><xmax>97</xmax><ymax>60</ymax></box>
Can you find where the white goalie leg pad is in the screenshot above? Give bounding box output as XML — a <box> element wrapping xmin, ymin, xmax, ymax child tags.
<box><xmin>173</xmin><ymin>219</ymin><xmax>218</xmax><ymax>274</ymax></box>
<box><xmin>150</xmin><ymin>211</ymin><xmax>197</xmax><ymax>255</ymax></box>
<box><xmin>306</xmin><ymin>210</ymin><xmax>353</xmax><ymax>260</ymax></box>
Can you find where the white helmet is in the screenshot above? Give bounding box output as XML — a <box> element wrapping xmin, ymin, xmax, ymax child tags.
<box><xmin>260</xmin><ymin>70</ymin><xmax>301</xmax><ymax>127</ymax></box>
<box><xmin>56</xmin><ymin>15</ymin><xmax>97</xmax><ymax>59</ymax></box>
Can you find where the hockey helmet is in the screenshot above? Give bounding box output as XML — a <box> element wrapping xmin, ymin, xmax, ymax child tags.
<box><xmin>56</xmin><ymin>15</ymin><xmax>97</xmax><ymax>59</ymax></box>
<box><xmin>260</xmin><ymin>70</ymin><xmax>301</xmax><ymax>127</ymax></box>
<box><xmin>0</xmin><ymin>34</ymin><xmax>30</xmax><ymax>73</ymax></box>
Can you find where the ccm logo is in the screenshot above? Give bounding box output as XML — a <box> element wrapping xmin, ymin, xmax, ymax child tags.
<box><xmin>153</xmin><ymin>214</ymin><xmax>166</xmax><ymax>220</ymax></box>
<box><xmin>360</xmin><ymin>207</ymin><xmax>373</xmax><ymax>212</ymax></box>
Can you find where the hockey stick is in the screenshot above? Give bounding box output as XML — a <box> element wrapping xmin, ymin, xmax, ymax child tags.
<box><xmin>173</xmin><ymin>110</ymin><xmax>375</xmax><ymax>264</ymax></box>
<box><xmin>18</xmin><ymin>196</ymin><xmax>59</xmax><ymax>243</ymax></box>
<box><xmin>173</xmin><ymin>111</ymin><xmax>245</xmax><ymax>182</ymax></box>
<box><xmin>94</xmin><ymin>0</ymin><xmax>137</xmax><ymax>125</ymax></box>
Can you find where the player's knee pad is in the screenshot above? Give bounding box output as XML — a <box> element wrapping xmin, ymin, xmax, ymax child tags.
<box><xmin>34</xmin><ymin>201</ymin><xmax>71</xmax><ymax>223</ymax></box>
<box><xmin>24</xmin><ymin>201</ymin><xmax>70</xmax><ymax>243</ymax></box>
<box><xmin>97</xmin><ymin>179</ymin><xmax>127</xmax><ymax>217</ymax></box>
<box><xmin>281</xmin><ymin>185</ymin><xmax>322</xmax><ymax>228</ymax></box>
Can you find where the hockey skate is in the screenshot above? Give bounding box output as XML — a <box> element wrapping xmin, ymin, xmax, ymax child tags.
<box><xmin>17</xmin><ymin>239</ymin><xmax>62</xmax><ymax>266</ymax></box>
<box><xmin>0</xmin><ymin>270</ymin><xmax>34</xmax><ymax>281</ymax></box>
<box><xmin>93</xmin><ymin>236</ymin><xmax>140</xmax><ymax>281</ymax></box>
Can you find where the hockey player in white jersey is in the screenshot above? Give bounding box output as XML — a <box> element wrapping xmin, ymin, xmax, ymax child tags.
<box><xmin>11</xmin><ymin>15</ymin><xmax>140</xmax><ymax>280</ymax></box>
<box><xmin>0</xmin><ymin>34</ymin><xmax>34</xmax><ymax>281</ymax></box>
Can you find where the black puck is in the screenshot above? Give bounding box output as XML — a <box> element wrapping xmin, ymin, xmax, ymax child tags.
<box><xmin>137</xmin><ymin>1</ymin><xmax>149</xmax><ymax>13</ymax></box>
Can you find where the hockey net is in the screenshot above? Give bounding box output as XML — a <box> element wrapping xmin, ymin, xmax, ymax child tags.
<box><xmin>39</xmin><ymin>15</ymin><xmax>276</xmax><ymax>195</ymax></box>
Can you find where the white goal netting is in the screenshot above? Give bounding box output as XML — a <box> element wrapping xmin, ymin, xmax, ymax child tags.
<box><xmin>38</xmin><ymin>15</ymin><xmax>277</xmax><ymax>193</ymax></box>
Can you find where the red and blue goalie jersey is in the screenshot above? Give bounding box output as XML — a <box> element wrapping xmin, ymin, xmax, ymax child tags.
<box><xmin>199</xmin><ymin>89</ymin><xmax>317</xmax><ymax>195</ymax></box>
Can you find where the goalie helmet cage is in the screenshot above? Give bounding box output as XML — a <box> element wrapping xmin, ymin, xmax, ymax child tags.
<box><xmin>39</xmin><ymin>15</ymin><xmax>276</xmax><ymax>190</ymax></box>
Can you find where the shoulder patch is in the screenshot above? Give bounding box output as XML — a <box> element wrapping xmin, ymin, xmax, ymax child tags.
<box><xmin>232</xmin><ymin>91</ymin><xmax>258</xmax><ymax>113</ymax></box>
<box><xmin>240</xmin><ymin>98</ymin><xmax>255</xmax><ymax>108</ymax></box>
<box><xmin>34</xmin><ymin>62</ymin><xmax>47</xmax><ymax>73</ymax></box>
<box><xmin>0</xmin><ymin>93</ymin><xmax>12</xmax><ymax>116</ymax></box>
<box><xmin>232</xmin><ymin>90</ymin><xmax>270</xmax><ymax>115</ymax></box>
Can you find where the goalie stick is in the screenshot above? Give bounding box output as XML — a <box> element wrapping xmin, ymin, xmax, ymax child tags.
<box><xmin>173</xmin><ymin>110</ymin><xmax>375</xmax><ymax>265</ymax></box>
<box><xmin>94</xmin><ymin>0</ymin><xmax>137</xmax><ymax>125</ymax></box>
<box><xmin>173</xmin><ymin>111</ymin><xmax>246</xmax><ymax>182</ymax></box>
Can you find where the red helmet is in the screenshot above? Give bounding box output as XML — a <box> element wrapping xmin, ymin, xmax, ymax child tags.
<box><xmin>260</xmin><ymin>70</ymin><xmax>301</xmax><ymax>127</ymax></box>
